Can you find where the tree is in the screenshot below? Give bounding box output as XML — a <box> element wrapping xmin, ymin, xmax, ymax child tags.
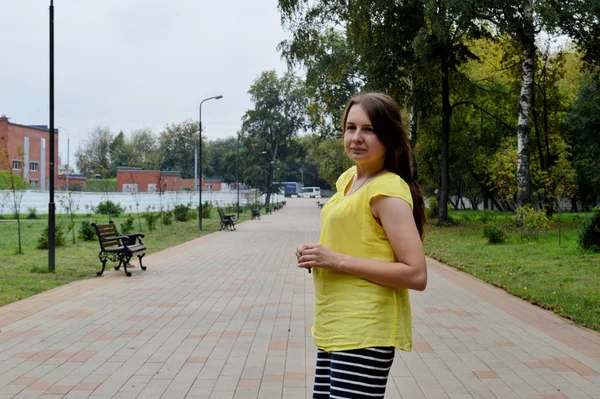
<box><xmin>476</xmin><ymin>0</ymin><xmax>599</xmax><ymax>208</ymax></box>
<box><xmin>158</xmin><ymin>120</ymin><xmax>199</xmax><ymax>179</ymax></box>
<box><xmin>308</xmin><ymin>136</ymin><xmax>353</xmax><ymax>189</ymax></box>
<box><xmin>130</xmin><ymin>128</ymin><xmax>161</xmax><ymax>170</ymax></box>
<box><xmin>0</xmin><ymin>143</ymin><xmax>28</xmax><ymax>254</ymax></box>
<box><xmin>279</xmin><ymin>0</ymin><xmax>491</xmax><ymax>221</ymax></box>
<box><xmin>485</xmin><ymin>144</ymin><xmax>519</xmax><ymax>221</ymax></box>
<box><xmin>58</xmin><ymin>191</ymin><xmax>80</xmax><ymax>244</ymax></box>
<box><xmin>280</xmin><ymin>27</ymin><xmax>363</xmax><ymax>137</ymax></box>
<box><xmin>564</xmin><ymin>78</ymin><xmax>600</xmax><ymax>209</ymax></box>
<box><xmin>204</xmin><ymin>138</ymin><xmax>238</xmax><ymax>182</ymax></box>
<box><xmin>75</xmin><ymin>126</ymin><xmax>113</xmax><ymax>177</ymax></box>
<box><xmin>241</xmin><ymin>71</ymin><xmax>308</xmax><ymax>207</ymax></box>
<box><xmin>543</xmin><ymin>154</ymin><xmax>577</xmax><ymax>245</ymax></box>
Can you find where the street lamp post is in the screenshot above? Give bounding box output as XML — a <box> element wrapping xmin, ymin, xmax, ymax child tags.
<box><xmin>48</xmin><ymin>0</ymin><xmax>55</xmax><ymax>273</ymax></box>
<box><xmin>236</xmin><ymin>132</ymin><xmax>241</xmax><ymax>220</ymax></box>
<box><xmin>198</xmin><ymin>95</ymin><xmax>223</xmax><ymax>230</ymax></box>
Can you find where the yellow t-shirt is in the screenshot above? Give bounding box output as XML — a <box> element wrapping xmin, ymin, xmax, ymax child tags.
<box><xmin>312</xmin><ymin>166</ymin><xmax>414</xmax><ymax>352</ymax></box>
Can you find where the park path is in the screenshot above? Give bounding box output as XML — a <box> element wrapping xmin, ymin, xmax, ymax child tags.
<box><xmin>0</xmin><ymin>198</ymin><xmax>599</xmax><ymax>399</ymax></box>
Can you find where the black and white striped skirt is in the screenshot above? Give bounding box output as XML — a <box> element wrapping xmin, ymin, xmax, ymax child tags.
<box><xmin>312</xmin><ymin>346</ymin><xmax>395</xmax><ymax>399</ymax></box>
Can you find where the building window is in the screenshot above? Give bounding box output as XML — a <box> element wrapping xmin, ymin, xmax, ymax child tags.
<box><xmin>12</xmin><ymin>160</ymin><xmax>21</xmax><ymax>170</ymax></box>
<box><xmin>30</xmin><ymin>162</ymin><xmax>39</xmax><ymax>171</ymax></box>
<box><xmin>30</xmin><ymin>179</ymin><xmax>38</xmax><ymax>188</ymax></box>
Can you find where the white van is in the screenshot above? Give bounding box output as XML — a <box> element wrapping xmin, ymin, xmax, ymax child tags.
<box><xmin>300</xmin><ymin>186</ymin><xmax>321</xmax><ymax>198</ymax></box>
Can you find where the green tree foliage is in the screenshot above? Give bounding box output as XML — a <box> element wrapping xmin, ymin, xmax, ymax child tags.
<box><xmin>204</xmin><ymin>137</ymin><xmax>238</xmax><ymax>182</ymax></box>
<box><xmin>75</xmin><ymin>126</ymin><xmax>113</xmax><ymax>177</ymax></box>
<box><xmin>564</xmin><ymin>79</ymin><xmax>600</xmax><ymax>209</ymax></box>
<box><xmin>158</xmin><ymin>119</ymin><xmax>200</xmax><ymax>179</ymax></box>
<box><xmin>130</xmin><ymin>128</ymin><xmax>161</xmax><ymax>170</ymax></box>
<box><xmin>241</xmin><ymin>70</ymin><xmax>308</xmax><ymax>206</ymax></box>
<box><xmin>109</xmin><ymin>131</ymin><xmax>129</xmax><ymax>175</ymax></box>
<box><xmin>307</xmin><ymin>136</ymin><xmax>353</xmax><ymax>189</ymax></box>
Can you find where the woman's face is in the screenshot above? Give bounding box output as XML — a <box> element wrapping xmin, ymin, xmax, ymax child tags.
<box><xmin>343</xmin><ymin>104</ymin><xmax>386</xmax><ymax>167</ymax></box>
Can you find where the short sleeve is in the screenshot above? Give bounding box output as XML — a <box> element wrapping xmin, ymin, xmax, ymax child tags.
<box><xmin>367</xmin><ymin>173</ymin><xmax>413</xmax><ymax>210</ymax></box>
<box><xmin>335</xmin><ymin>166</ymin><xmax>357</xmax><ymax>193</ymax></box>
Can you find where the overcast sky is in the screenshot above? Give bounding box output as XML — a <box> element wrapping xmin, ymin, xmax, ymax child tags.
<box><xmin>0</xmin><ymin>0</ymin><xmax>290</xmax><ymax>167</ymax></box>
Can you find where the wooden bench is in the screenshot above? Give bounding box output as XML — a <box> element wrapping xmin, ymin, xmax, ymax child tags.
<box><xmin>91</xmin><ymin>221</ymin><xmax>147</xmax><ymax>277</ymax></box>
<box><xmin>217</xmin><ymin>209</ymin><xmax>236</xmax><ymax>231</ymax></box>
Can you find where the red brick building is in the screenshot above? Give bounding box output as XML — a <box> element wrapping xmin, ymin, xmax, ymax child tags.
<box><xmin>0</xmin><ymin>116</ymin><xmax>59</xmax><ymax>190</ymax></box>
<box><xmin>57</xmin><ymin>173</ymin><xmax>87</xmax><ymax>191</ymax></box>
<box><xmin>116</xmin><ymin>167</ymin><xmax>222</xmax><ymax>192</ymax></box>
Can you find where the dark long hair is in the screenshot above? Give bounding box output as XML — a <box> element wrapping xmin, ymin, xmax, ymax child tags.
<box><xmin>342</xmin><ymin>92</ymin><xmax>426</xmax><ymax>240</ymax></box>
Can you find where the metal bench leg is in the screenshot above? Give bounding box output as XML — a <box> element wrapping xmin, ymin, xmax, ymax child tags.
<box><xmin>123</xmin><ymin>254</ymin><xmax>133</xmax><ymax>277</ymax></box>
<box><xmin>97</xmin><ymin>252</ymin><xmax>108</xmax><ymax>276</ymax></box>
<box><xmin>138</xmin><ymin>254</ymin><xmax>146</xmax><ymax>271</ymax></box>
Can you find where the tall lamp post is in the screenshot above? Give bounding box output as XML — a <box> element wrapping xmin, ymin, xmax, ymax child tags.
<box><xmin>236</xmin><ymin>132</ymin><xmax>241</xmax><ymax>220</ymax></box>
<box><xmin>48</xmin><ymin>0</ymin><xmax>56</xmax><ymax>273</ymax></box>
<box><xmin>198</xmin><ymin>95</ymin><xmax>223</xmax><ymax>230</ymax></box>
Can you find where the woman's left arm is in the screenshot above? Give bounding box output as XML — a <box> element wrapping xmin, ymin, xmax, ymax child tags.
<box><xmin>296</xmin><ymin>196</ymin><xmax>427</xmax><ymax>290</ymax></box>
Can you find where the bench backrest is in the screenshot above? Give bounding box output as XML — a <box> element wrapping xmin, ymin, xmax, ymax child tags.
<box><xmin>91</xmin><ymin>222</ymin><xmax>122</xmax><ymax>250</ymax></box>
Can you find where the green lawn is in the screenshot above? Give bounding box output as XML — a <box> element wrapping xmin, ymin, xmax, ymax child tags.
<box><xmin>424</xmin><ymin>210</ymin><xmax>600</xmax><ymax>332</ymax></box>
<box><xmin>0</xmin><ymin>208</ymin><xmax>254</xmax><ymax>307</ymax></box>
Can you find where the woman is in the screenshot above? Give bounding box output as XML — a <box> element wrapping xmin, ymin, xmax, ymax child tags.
<box><xmin>296</xmin><ymin>92</ymin><xmax>427</xmax><ymax>398</ymax></box>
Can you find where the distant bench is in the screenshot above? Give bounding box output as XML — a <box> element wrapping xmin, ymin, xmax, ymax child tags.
<box><xmin>91</xmin><ymin>221</ymin><xmax>147</xmax><ymax>277</ymax></box>
<box><xmin>217</xmin><ymin>209</ymin><xmax>236</xmax><ymax>231</ymax></box>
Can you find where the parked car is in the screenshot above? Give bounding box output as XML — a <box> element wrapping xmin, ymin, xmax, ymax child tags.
<box><xmin>300</xmin><ymin>186</ymin><xmax>321</xmax><ymax>198</ymax></box>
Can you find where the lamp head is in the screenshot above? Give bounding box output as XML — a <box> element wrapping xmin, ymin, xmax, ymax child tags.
<box><xmin>215</xmin><ymin>95</ymin><xmax>223</xmax><ymax>100</ymax></box>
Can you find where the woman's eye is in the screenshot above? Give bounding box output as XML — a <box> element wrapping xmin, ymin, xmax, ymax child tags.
<box><xmin>345</xmin><ymin>126</ymin><xmax>356</xmax><ymax>132</ymax></box>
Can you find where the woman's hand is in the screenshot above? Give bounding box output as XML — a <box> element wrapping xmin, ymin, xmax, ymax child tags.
<box><xmin>296</xmin><ymin>243</ymin><xmax>344</xmax><ymax>271</ymax></box>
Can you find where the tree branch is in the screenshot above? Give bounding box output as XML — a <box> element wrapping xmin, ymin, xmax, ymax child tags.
<box><xmin>452</xmin><ymin>100</ymin><xmax>513</xmax><ymax>130</ymax></box>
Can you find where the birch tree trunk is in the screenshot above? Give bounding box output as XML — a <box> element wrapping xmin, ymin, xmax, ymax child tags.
<box><xmin>516</xmin><ymin>0</ymin><xmax>535</xmax><ymax>208</ymax></box>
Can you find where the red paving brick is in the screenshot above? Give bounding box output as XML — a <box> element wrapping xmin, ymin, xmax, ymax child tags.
<box><xmin>0</xmin><ymin>199</ymin><xmax>599</xmax><ymax>399</ymax></box>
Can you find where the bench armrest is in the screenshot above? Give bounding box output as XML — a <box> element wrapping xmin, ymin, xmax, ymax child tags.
<box><xmin>118</xmin><ymin>234</ymin><xmax>145</xmax><ymax>246</ymax></box>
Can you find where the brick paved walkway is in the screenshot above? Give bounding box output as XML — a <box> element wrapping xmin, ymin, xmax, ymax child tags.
<box><xmin>0</xmin><ymin>199</ymin><xmax>599</xmax><ymax>399</ymax></box>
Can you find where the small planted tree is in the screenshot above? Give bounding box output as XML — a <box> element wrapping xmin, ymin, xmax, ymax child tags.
<box><xmin>125</xmin><ymin>174</ymin><xmax>143</xmax><ymax>231</ymax></box>
<box><xmin>0</xmin><ymin>144</ymin><xmax>28</xmax><ymax>254</ymax></box>
<box><xmin>58</xmin><ymin>191</ymin><xmax>81</xmax><ymax>244</ymax></box>
<box><xmin>156</xmin><ymin>175</ymin><xmax>168</xmax><ymax>226</ymax></box>
<box><xmin>543</xmin><ymin>155</ymin><xmax>578</xmax><ymax>246</ymax></box>
<box><xmin>485</xmin><ymin>145</ymin><xmax>519</xmax><ymax>224</ymax></box>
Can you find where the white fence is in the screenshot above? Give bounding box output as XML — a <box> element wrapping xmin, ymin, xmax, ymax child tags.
<box><xmin>0</xmin><ymin>190</ymin><xmax>284</xmax><ymax>216</ymax></box>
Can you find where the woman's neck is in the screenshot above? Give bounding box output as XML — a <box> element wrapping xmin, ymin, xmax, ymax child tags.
<box><xmin>355</xmin><ymin>161</ymin><xmax>385</xmax><ymax>180</ymax></box>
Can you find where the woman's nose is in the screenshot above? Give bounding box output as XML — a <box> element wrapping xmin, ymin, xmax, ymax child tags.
<box><xmin>352</xmin><ymin>130</ymin><xmax>364</xmax><ymax>142</ymax></box>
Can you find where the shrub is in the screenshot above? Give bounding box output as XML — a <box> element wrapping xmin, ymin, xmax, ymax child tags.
<box><xmin>517</xmin><ymin>205</ymin><xmax>551</xmax><ymax>240</ymax></box>
<box><xmin>202</xmin><ymin>201</ymin><xmax>213</xmax><ymax>219</ymax></box>
<box><xmin>120</xmin><ymin>215</ymin><xmax>135</xmax><ymax>234</ymax></box>
<box><xmin>426</xmin><ymin>196</ymin><xmax>438</xmax><ymax>219</ymax></box>
<box><xmin>479</xmin><ymin>210</ymin><xmax>495</xmax><ymax>224</ymax></box>
<box><xmin>95</xmin><ymin>200</ymin><xmax>123</xmax><ymax>217</ymax></box>
<box><xmin>460</xmin><ymin>213</ymin><xmax>473</xmax><ymax>223</ymax></box>
<box><xmin>162</xmin><ymin>211</ymin><xmax>173</xmax><ymax>226</ymax></box>
<box><xmin>26</xmin><ymin>207</ymin><xmax>38</xmax><ymax>219</ymax></box>
<box><xmin>78</xmin><ymin>221</ymin><xmax>96</xmax><ymax>241</ymax></box>
<box><xmin>143</xmin><ymin>212</ymin><xmax>159</xmax><ymax>232</ymax></box>
<box><xmin>483</xmin><ymin>224</ymin><xmax>508</xmax><ymax>244</ymax></box>
<box><xmin>37</xmin><ymin>225</ymin><xmax>66</xmax><ymax>249</ymax></box>
<box><xmin>174</xmin><ymin>204</ymin><xmax>190</xmax><ymax>222</ymax></box>
<box><xmin>578</xmin><ymin>207</ymin><xmax>600</xmax><ymax>252</ymax></box>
